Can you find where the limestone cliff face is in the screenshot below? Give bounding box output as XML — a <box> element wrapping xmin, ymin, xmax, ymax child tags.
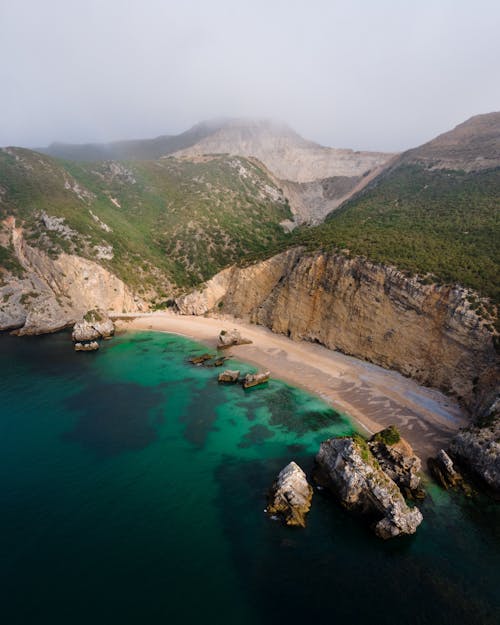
<box><xmin>176</xmin><ymin>248</ymin><xmax>497</xmax><ymax>409</ymax></box>
<box><xmin>0</xmin><ymin>218</ymin><xmax>142</xmax><ymax>335</ymax></box>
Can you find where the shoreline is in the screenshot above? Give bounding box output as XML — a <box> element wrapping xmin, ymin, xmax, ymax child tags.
<box><xmin>112</xmin><ymin>311</ymin><xmax>468</xmax><ymax>460</ymax></box>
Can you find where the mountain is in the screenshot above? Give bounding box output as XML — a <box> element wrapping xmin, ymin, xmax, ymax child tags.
<box><xmin>37</xmin><ymin>119</ymin><xmax>227</xmax><ymax>162</ymax></box>
<box><xmin>173</xmin><ymin>118</ymin><xmax>393</xmax><ymax>183</ymax></box>
<box><xmin>40</xmin><ymin>118</ymin><xmax>395</xmax><ymax>223</ymax></box>
<box><xmin>0</xmin><ymin>147</ymin><xmax>291</xmax><ymax>333</ymax></box>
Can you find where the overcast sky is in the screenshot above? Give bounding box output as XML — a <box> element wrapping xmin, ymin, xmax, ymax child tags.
<box><xmin>1</xmin><ymin>0</ymin><xmax>499</xmax><ymax>151</ymax></box>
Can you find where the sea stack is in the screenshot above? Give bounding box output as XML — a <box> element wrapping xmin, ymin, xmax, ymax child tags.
<box><xmin>315</xmin><ymin>436</ymin><xmax>423</xmax><ymax>539</ymax></box>
<box><xmin>267</xmin><ymin>461</ymin><xmax>313</xmax><ymax>528</ymax></box>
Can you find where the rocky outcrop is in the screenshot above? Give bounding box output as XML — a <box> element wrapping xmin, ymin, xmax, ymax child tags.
<box><xmin>368</xmin><ymin>427</ymin><xmax>423</xmax><ymax>497</ymax></box>
<box><xmin>448</xmin><ymin>416</ymin><xmax>500</xmax><ymax>494</ymax></box>
<box><xmin>217</xmin><ymin>328</ymin><xmax>252</xmax><ymax>349</ymax></box>
<box><xmin>72</xmin><ymin>310</ymin><xmax>115</xmax><ymax>342</ymax></box>
<box><xmin>315</xmin><ymin>436</ymin><xmax>423</xmax><ymax>539</ymax></box>
<box><xmin>428</xmin><ymin>449</ymin><xmax>464</xmax><ymax>490</ymax></box>
<box><xmin>0</xmin><ymin>218</ymin><xmax>142</xmax><ymax>335</ymax></box>
<box><xmin>176</xmin><ymin>248</ymin><xmax>497</xmax><ymax>410</ymax></box>
<box><xmin>267</xmin><ymin>461</ymin><xmax>313</xmax><ymax>528</ymax></box>
<box><xmin>218</xmin><ymin>369</ymin><xmax>240</xmax><ymax>383</ymax></box>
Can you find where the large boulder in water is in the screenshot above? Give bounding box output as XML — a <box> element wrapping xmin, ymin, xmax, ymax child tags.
<box><xmin>315</xmin><ymin>436</ymin><xmax>423</xmax><ymax>539</ymax></box>
<box><xmin>72</xmin><ymin>309</ymin><xmax>115</xmax><ymax>342</ymax></box>
<box><xmin>267</xmin><ymin>461</ymin><xmax>313</xmax><ymax>528</ymax></box>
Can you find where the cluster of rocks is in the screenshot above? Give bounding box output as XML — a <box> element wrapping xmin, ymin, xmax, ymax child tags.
<box><xmin>267</xmin><ymin>426</ymin><xmax>424</xmax><ymax>539</ymax></box>
<box><xmin>426</xmin><ymin>386</ymin><xmax>499</xmax><ymax>496</ymax></box>
<box><xmin>428</xmin><ymin>415</ymin><xmax>500</xmax><ymax>496</ymax></box>
<box><xmin>72</xmin><ymin>309</ymin><xmax>114</xmax><ymax>352</ymax></box>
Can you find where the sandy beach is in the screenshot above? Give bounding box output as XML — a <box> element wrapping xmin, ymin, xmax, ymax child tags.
<box><xmin>112</xmin><ymin>311</ymin><xmax>468</xmax><ymax>460</ymax></box>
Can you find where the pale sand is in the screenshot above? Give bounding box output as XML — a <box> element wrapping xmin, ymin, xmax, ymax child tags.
<box><xmin>112</xmin><ymin>311</ymin><xmax>468</xmax><ymax>460</ymax></box>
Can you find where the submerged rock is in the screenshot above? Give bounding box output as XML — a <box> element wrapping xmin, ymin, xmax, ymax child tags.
<box><xmin>368</xmin><ymin>426</ymin><xmax>423</xmax><ymax>497</ymax></box>
<box><xmin>72</xmin><ymin>309</ymin><xmax>114</xmax><ymax>342</ymax></box>
<box><xmin>315</xmin><ymin>436</ymin><xmax>423</xmax><ymax>539</ymax></box>
<box><xmin>74</xmin><ymin>341</ymin><xmax>99</xmax><ymax>352</ymax></box>
<box><xmin>188</xmin><ymin>353</ymin><xmax>214</xmax><ymax>365</ymax></box>
<box><xmin>217</xmin><ymin>328</ymin><xmax>252</xmax><ymax>349</ymax></box>
<box><xmin>218</xmin><ymin>369</ymin><xmax>240</xmax><ymax>383</ymax></box>
<box><xmin>243</xmin><ymin>371</ymin><xmax>270</xmax><ymax>389</ymax></box>
<box><xmin>267</xmin><ymin>461</ymin><xmax>313</xmax><ymax>528</ymax></box>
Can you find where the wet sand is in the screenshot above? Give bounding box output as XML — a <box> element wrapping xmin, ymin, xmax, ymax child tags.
<box><xmin>112</xmin><ymin>311</ymin><xmax>468</xmax><ymax>460</ymax></box>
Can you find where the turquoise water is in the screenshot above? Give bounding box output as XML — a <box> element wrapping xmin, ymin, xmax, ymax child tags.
<box><xmin>0</xmin><ymin>330</ymin><xmax>498</xmax><ymax>625</ymax></box>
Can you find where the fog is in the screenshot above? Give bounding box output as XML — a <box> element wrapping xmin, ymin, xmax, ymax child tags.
<box><xmin>1</xmin><ymin>0</ymin><xmax>499</xmax><ymax>151</ymax></box>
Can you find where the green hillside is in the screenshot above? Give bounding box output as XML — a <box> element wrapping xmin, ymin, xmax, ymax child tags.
<box><xmin>289</xmin><ymin>164</ymin><xmax>500</xmax><ymax>306</ymax></box>
<box><xmin>0</xmin><ymin>148</ymin><xmax>292</xmax><ymax>296</ymax></box>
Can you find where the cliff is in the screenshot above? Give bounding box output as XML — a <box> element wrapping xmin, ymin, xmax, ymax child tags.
<box><xmin>0</xmin><ymin>217</ymin><xmax>141</xmax><ymax>334</ymax></box>
<box><xmin>176</xmin><ymin>248</ymin><xmax>497</xmax><ymax>411</ymax></box>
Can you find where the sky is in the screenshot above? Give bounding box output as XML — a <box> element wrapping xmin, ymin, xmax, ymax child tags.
<box><xmin>1</xmin><ymin>0</ymin><xmax>499</xmax><ymax>152</ymax></box>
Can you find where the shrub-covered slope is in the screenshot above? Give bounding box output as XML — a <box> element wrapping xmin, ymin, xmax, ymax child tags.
<box><xmin>0</xmin><ymin>148</ymin><xmax>292</xmax><ymax>298</ymax></box>
<box><xmin>291</xmin><ymin>164</ymin><xmax>499</xmax><ymax>306</ymax></box>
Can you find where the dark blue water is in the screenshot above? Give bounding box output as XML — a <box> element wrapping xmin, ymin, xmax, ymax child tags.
<box><xmin>0</xmin><ymin>331</ymin><xmax>498</xmax><ymax>624</ymax></box>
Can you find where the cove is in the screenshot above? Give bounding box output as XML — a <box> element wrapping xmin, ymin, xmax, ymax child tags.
<box><xmin>0</xmin><ymin>330</ymin><xmax>498</xmax><ymax>625</ymax></box>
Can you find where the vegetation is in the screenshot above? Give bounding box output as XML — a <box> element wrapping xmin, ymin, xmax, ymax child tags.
<box><xmin>83</xmin><ymin>309</ymin><xmax>104</xmax><ymax>322</ymax></box>
<box><xmin>1</xmin><ymin>146</ymin><xmax>498</xmax><ymax>320</ymax></box>
<box><xmin>372</xmin><ymin>425</ymin><xmax>401</xmax><ymax>446</ymax></box>
<box><xmin>0</xmin><ymin>148</ymin><xmax>292</xmax><ymax>296</ymax></box>
<box><xmin>289</xmin><ymin>164</ymin><xmax>500</xmax><ymax>305</ymax></box>
<box><xmin>352</xmin><ymin>433</ymin><xmax>373</xmax><ymax>464</ymax></box>
<box><xmin>0</xmin><ymin>243</ymin><xmax>23</xmax><ymax>276</ymax></box>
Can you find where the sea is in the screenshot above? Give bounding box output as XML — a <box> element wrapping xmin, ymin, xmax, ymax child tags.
<box><xmin>0</xmin><ymin>330</ymin><xmax>498</xmax><ymax>625</ymax></box>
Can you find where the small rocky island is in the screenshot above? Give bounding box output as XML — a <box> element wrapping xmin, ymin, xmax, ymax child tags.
<box><xmin>315</xmin><ymin>431</ymin><xmax>423</xmax><ymax>539</ymax></box>
<box><xmin>267</xmin><ymin>461</ymin><xmax>313</xmax><ymax>528</ymax></box>
<box><xmin>72</xmin><ymin>309</ymin><xmax>115</xmax><ymax>351</ymax></box>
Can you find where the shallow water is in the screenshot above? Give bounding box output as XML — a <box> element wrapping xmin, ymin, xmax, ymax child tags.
<box><xmin>0</xmin><ymin>331</ymin><xmax>498</xmax><ymax>624</ymax></box>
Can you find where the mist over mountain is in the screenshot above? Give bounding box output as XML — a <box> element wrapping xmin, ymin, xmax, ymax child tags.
<box><xmin>38</xmin><ymin>117</ymin><xmax>394</xmax><ymax>223</ymax></box>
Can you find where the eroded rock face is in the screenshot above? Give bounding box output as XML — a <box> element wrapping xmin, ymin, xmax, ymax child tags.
<box><xmin>176</xmin><ymin>248</ymin><xmax>497</xmax><ymax>411</ymax></box>
<box><xmin>217</xmin><ymin>328</ymin><xmax>252</xmax><ymax>349</ymax></box>
<box><xmin>267</xmin><ymin>461</ymin><xmax>313</xmax><ymax>528</ymax></box>
<box><xmin>428</xmin><ymin>449</ymin><xmax>463</xmax><ymax>490</ymax></box>
<box><xmin>449</xmin><ymin>416</ymin><xmax>500</xmax><ymax>494</ymax></box>
<box><xmin>72</xmin><ymin>310</ymin><xmax>115</xmax><ymax>342</ymax></box>
<box><xmin>368</xmin><ymin>428</ymin><xmax>422</xmax><ymax>496</ymax></box>
<box><xmin>0</xmin><ymin>218</ymin><xmax>141</xmax><ymax>335</ymax></box>
<box><xmin>315</xmin><ymin>437</ymin><xmax>423</xmax><ymax>539</ymax></box>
